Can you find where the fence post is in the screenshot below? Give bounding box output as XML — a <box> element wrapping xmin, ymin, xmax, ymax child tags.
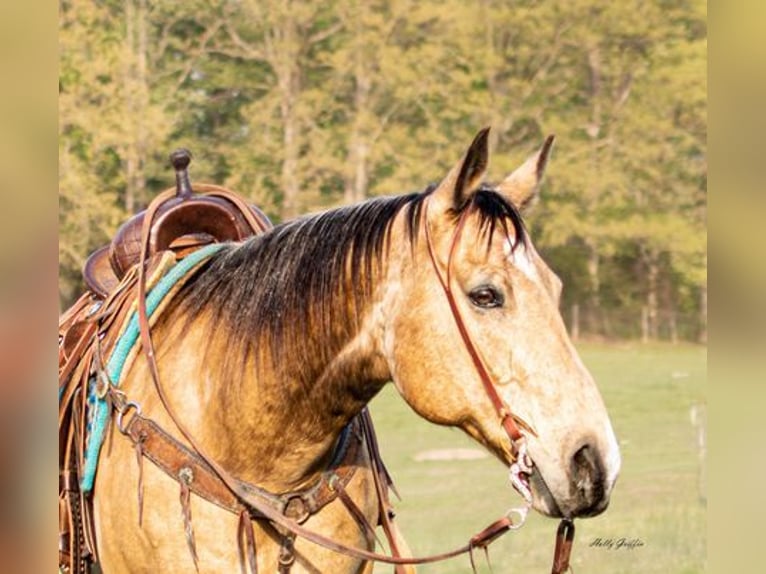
<box><xmin>641</xmin><ymin>306</ymin><xmax>649</xmax><ymax>343</ymax></box>
<box><xmin>690</xmin><ymin>403</ymin><xmax>707</xmax><ymax>504</ymax></box>
<box><xmin>570</xmin><ymin>304</ymin><xmax>580</xmax><ymax>342</ymax></box>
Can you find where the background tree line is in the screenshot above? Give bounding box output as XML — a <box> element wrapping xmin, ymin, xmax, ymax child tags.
<box><xmin>59</xmin><ymin>0</ymin><xmax>706</xmax><ymax>343</ymax></box>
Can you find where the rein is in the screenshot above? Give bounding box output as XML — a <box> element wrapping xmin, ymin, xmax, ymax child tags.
<box><xmin>111</xmin><ymin>190</ymin><xmax>575</xmax><ymax>572</ymax></box>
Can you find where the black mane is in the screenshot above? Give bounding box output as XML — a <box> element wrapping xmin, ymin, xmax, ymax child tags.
<box><xmin>174</xmin><ymin>186</ymin><xmax>526</xmax><ymax>385</ymax></box>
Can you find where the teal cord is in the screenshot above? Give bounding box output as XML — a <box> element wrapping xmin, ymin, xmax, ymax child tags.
<box><xmin>80</xmin><ymin>243</ymin><xmax>225</xmax><ymax>491</ymax></box>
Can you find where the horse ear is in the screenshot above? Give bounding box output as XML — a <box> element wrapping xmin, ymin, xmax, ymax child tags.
<box><xmin>497</xmin><ymin>135</ymin><xmax>555</xmax><ymax>214</ymax></box>
<box><xmin>430</xmin><ymin>127</ymin><xmax>490</xmax><ymax>214</ymax></box>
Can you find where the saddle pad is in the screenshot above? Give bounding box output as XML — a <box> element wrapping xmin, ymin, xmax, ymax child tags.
<box><xmin>81</xmin><ymin>243</ymin><xmax>226</xmax><ymax>491</ymax></box>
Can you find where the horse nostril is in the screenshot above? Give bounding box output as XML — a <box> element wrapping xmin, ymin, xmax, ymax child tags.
<box><xmin>572</xmin><ymin>443</ymin><xmax>597</xmax><ymax>477</ymax></box>
<box><xmin>570</xmin><ymin>442</ymin><xmax>607</xmax><ymax>516</ymax></box>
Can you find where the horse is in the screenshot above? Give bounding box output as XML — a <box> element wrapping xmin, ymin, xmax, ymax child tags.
<box><xmin>90</xmin><ymin>128</ymin><xmax>620</xmax><ymax>573</ymax></box>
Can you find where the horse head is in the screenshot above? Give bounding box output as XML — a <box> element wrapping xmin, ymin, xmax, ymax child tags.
<box><xmin>384</xmin><ymin>128</ymin><xmax>620</xmax><ymax>519</ymax></box>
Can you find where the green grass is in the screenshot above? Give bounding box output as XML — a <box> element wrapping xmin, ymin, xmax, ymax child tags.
<box><xmin>368</xmin><ymin>342</ymin><xmax>707</xmax><ymax>573</ymax></box>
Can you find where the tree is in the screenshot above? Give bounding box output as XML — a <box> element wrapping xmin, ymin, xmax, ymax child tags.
<box><xmin>59</xmin><ymin>0</ymin><xmax>706</xmax><ymax>342</ymax></box>
<box><xmin>531</xmin><ymin>0</ymin><xmax>706</xmax><ymax>341</ymax></box>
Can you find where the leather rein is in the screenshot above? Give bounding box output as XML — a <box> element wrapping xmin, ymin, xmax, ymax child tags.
<box><xmin>117</xmin><ymin>192</ymin><xmax>575</xmax><ymax>572</ymax></box>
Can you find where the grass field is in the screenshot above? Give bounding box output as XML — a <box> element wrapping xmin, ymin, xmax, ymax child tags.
<box><xmin>368</xmin><ymin>342</ymin><xmax>707</xmax><ymax>573</ymax></box>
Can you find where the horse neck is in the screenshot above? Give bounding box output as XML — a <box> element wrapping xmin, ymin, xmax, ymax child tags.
<box><xmin>170</xmin><ymin>221</ymin><xmax>407</xmax><ymax>492</ymax></box>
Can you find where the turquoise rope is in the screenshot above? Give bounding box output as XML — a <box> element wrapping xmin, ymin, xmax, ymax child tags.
<box><xmin>80</xmin><ymin>243</ymin><xmax>225</xmax><ymax>491</ymax></box>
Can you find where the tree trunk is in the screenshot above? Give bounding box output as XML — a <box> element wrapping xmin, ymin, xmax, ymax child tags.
<box><xmin>281</xmin><ymin>95</ymin><xmax>300</xmax><ymax>219</ymax></box>
<box><xmin>641</xmin><ymin>246</ymin><xmax>660</xmax><ymax>341</ymax></box>
<box><xmin>480</xmin><ymin>0</ymin><xmax>504</xmax><ymax>146</ymax></box>
<box><xmin>641</xmin><ymin>306</ymin><xmax>649</xmax><ymax>344</ymax></box>
<box><xmin>669</xmin><ymin>309</ymin><xmax>678</xmax><ymax>344</ymax></box>
<box><xmin>136</xmin><ymin>0</ymin><xmax>148</xmax><ymax>201</ymax></box>
<box><xmin>583</xmin><ymin>47</ymin><xmax>604</xmax><ymax>338</ymax></box>
<box><xmin>276</xmin><ymin>18</ymin><xmax>301</xmax><ymax>220</ymax></box>
<box><xmin>350</xmin><ymin>137</ymin><xmax>369</xmax><ymax>204</ymax></box>
<box><xmin>343</xmin><ymin>57</ymin><xmax>370</xmax><ymax>204</ymax></box>
<box><xmin>122</xmin><ymin>0</ymin><xmax>148</xmax><ymax>214</ymax></box>
<box><xmin>646</xmin><ymin>249</ymin><xmax>660</xmax><ymax>341</ymax></box>
<box><xmin>570</xmin><ymin>303</ymin><xmax>580</xmax><ymax>342</ymax></box>
<box><xmin>585</xmin><ymin>241</ymin><xmax>602</xmax><ymax>336</ymax></box>
<box><xmin>124</xmin><ymin>0</ymin><xmax>137</xmax><ymax>214</ymax></box>
<box><xmin>343</xmin><ymin>3</ymin><xmax>372</xmax><ymax>204</ymax></box>
<box><xmin>586</xmin><ymin>46</ymin><xmax>602</xmax><ymax>139</ymax></box>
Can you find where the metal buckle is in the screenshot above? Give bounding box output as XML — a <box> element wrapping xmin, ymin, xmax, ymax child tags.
<box><xmin>283</xmin><ymin>495</ymin><xmax>310</xmax><ymax>524</ymax></box>
<box><xmin>116</xmin><ymin>401</ymin><xmax>142</xmax><ymax>435</ymax></box>
<box><xmin>87</xmin><ymin>301</ymin><xmax>102</xmax><ymax>317</ymax></box>
<box><xmin>278</xmin><ymin>534</ymin><xmax>297</xmax><ymax>568</ymax></box>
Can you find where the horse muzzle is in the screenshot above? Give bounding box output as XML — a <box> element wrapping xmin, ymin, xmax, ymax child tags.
<box><xmin>528</xmin><ymin>438</ymin><xmax>618</xmax><ymax>519</ymax></box>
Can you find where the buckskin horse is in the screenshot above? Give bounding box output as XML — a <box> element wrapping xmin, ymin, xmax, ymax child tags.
<box><xmin>59</xmin><ymin>128</ymin><xmax>620</xmax><ymax>573</ymax></box>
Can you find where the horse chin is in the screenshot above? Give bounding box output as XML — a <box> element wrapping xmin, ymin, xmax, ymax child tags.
<box><xmin>474</xmin><ymin>433</ymin><xmax>564</xmax><ymax>518</ymax></box>
<box><xmin>528</xmin><ymin>468</ymin><xmax>565</xmax><ymax>518</ymax></box>
<box><xmin>462</xmin><ymin>422</ymin><xmax>567</xmax><ymax>518</ymax></box>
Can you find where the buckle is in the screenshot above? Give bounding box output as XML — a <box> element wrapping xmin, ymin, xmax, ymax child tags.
<box><xmin>116</xmin><ymin>401</ymin><xmax>142</xmax><ymax>435</ymax></box>
<box><xmin>283</xmin><ymin>496</ymin><xmax>310</xmax><ymax>524</ymax></box>
<box><xmin>505</xmin><ymin>504</ymin><xmax>530</xmax><ymax>530</ymax></box>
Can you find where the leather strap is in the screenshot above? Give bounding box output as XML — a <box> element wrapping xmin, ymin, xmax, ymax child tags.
<box><xmin>237</xmin><ymin>509</ymin><xmax>258</xmax><ymax>574</ymax></box>
<box><xmin>358</xmin><ymin>408</ymin><xmax>408</xmax><ymax>574</ymax></box>
<box><xmin>423</xmin><ymin>199</ymin><xmax>536</xmax><ymax>450</ymax></box>
<box><xmin>119</xmin><ymin>410</ymin><xmax>362</xmax><ymax>519</ymax></box>
<box><xmin>333</xmin><ymin>479</ymin><xmax>382</xmax><ymax>548</ymax></box>
<box><xmin>551</xmin><ymin>519</ymin><xmax>575</xmax><ymax>574</ymax></box>
<box><xmin>121</xmin><ymin>388</ymin><xmax>515</xmax><ymax>565</ymax></box>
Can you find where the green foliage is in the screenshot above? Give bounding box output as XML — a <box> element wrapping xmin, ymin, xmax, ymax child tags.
<box><xmin>59</xmin><ymin>0</ymin><xmax>706</xmax><ymax>341</ymax></box>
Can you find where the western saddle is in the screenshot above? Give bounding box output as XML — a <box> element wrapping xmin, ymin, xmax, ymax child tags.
<box><xmin>59</xmin><ymin>149</ymin><xmax>273</xmax><ymax>572</ymax></box>
<box><xmin>82</xmin><ymin>149</ymin><xmax>272</xmax><ymax>299</ymax></box>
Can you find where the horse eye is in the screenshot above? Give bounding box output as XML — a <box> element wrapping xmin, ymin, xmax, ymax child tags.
<box><xmin>468</xmin><ymin>285</ymin><xmax>504</xmax><ymax>309</ymax></box>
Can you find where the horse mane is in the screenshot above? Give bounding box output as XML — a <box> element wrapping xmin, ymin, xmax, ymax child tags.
<box><xmin>173</xmin><ymin>185</ymin><xmax>526</xmax><ymax>387</ymax></box>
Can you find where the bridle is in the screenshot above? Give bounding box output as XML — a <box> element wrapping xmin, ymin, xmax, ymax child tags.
<box><xmin>422</xmin><ymin>194</ymin><xmax>576</xmax><ymax>570</ymax></box>
<box><xmin>423</xmin><ymin>196</ymin><xmax>536</xmax><ymax>504</ymax></box>
<box><xmin>117</xmin><ymin>190</ymin><xmax>576</xmax><ymax>572</ymax></box>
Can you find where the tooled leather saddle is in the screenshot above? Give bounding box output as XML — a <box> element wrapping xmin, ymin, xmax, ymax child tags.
<box><xmin>81</xmin><ymin>149</ymin><xmax>271</xmax><ymax>299</ymax></box>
